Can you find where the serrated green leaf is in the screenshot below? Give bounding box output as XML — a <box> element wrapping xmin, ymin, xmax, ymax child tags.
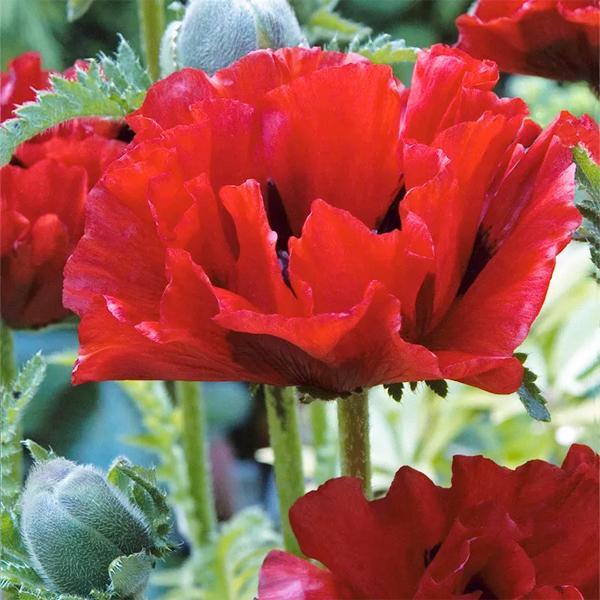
<box><xmin>0</xmin><ymin>37</ymin><xmax>150</xmax><ymax>166</ymax></box>
<box><xmin>21</xmin><ymin>440</ymin><xmax>54</xmax><ymax>464</ymax></box>
<box><xmin>108</xmin><ymin>552</ymin><xmax>153</xmax><ymax>598</ymax></box>
<box><xmin>516</xmin><ymin>360</ymin><xmax>551</xmax><ymax>422</ymax></box>
<box><xmin>66</xmin><ymin>0</ymin><xmax>96</xmax><ymax>21</ymax></box>
<box><xmin>573</xmin><ymin>145</ymin><xmax>600</xmax><ymax>276</ymax></box>
<box><xmin>383</xmin><ymin>383</ymin><xmax>404</xmax><ymax>403</ymax></box>
<box><xmin>353</xmin><ymin>34</ymin><xmax>419</xmax><ymax>64</ymax></box>
<box><xmin>1</xmin><ymin>354</ymin><xmax>46</xmax><ymax>506</ymax></box>
<box><xmin>307</xmin><ymin>7</ymin><xmax>371</xmax><ymax>42</ymax></box>
<box><xmin>425</xmin><ymin>380</ymin><xmax>448</xmax><ymax>398</ymax></box>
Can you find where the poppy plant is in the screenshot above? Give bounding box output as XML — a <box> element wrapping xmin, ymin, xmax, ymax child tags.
<box><xmin>64</xmin><ymin>44</ymin><xmax>593</xmax><ymax>393</ymax></box>
<box><xmin>258</xmin><ymin>444</ymin><xmax>599</xmax><ymax>599</ymax></box>
<box><xmin>456</xmin><ymin>0</ymin><xmax>600</xmax><ymax>88</ymax></box>
<box><xmin>1</xmin><ymin>53</ymin><xmax>127</xmax><ymax>328</ymax></box>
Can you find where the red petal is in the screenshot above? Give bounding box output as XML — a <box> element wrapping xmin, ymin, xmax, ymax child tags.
<box><xmin>134</xmin><ymin>68</ymin><xmax>219</xmax><ymax>129</ymax></box>
<box><xmin>262</xmin><ymin>62</ymin><xmax>403</xmax><ymax>232</ymax></box>
<box><xmin>290</xmin><ymin>470</ymin><xmax>447</xmax><ymax>599</ymax></box>
<box><xmin>258</xmin><ymin>550</ymin><xmax>352</xmax><ymax>600</ymax></box>
<box><xmin>213</xmin><ymin>46</ymin><xmax>367</xmax><ymax>105</ymax></box>
<box><xmin>427</xmin><ymin>132</ymin><xmax>581</xmax><ymax>369</ymax></box>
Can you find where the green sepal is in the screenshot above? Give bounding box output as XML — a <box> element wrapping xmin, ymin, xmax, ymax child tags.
<box><xmin>66</xmin><ymin>0</ymin><xmax>95</xmax><ymax>21</ymax></box>
<box><xmin>22</xmin><ymin>440</ymin><xmax>55</xmax><ymax>464</ymax></box>
<box><xmin>383</xmin><ymin>383</ymin><xmax>404</xmax><ymax>403</ymax></box>
<box><xmin>425</xmin><ymin>380</ymin><xmax>448</xmax><ymax>398</ymax></box>
<box><xmin>515</xmin><ymin>353</ymin><xmax>551</xmax><ymax>422</ymax></box>
<box><xmin>108</xmin><ymin>552</ymin><xmax>153</xmax><ymax>599</ymax></box>
<box><xmin>573</xmin><ymin>145</ymin><xmax>600</xmax><ymax>277</ymax></box>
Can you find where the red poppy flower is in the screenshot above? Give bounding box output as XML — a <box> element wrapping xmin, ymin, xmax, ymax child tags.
<box><xmin>456</xmin><ymin>0</ymin><xmax>600</xmax><ymax>87</ymax></box>
<box><xmin>64</xmin><ymin>44</ymin><xmax>592</xmax><ymax>392</ymax></box>
<box><xmin>1</xmin><ymin>53</ymin><xmax>127</xmax><ymax>328</ymax></box>
<box><xmin>258</xmin><ymin>444</ymin><xmax>599</xmax><ymax>599</ymax></box>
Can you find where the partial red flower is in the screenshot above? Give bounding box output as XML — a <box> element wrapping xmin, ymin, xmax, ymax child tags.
<box><xmin>1</xmin><ymin>53</ymin><xmax>127</xmax><ymax>328</ymax></box>
<box><xmin>259</xmin><ymin>444</ymin><xmax>600</xmax><ymax>599</ymax></box>
<box><xmin>456</xmin><ymin>0</ymin><xmax>600</xmax><ymax>87</ymax></box>
<box><xmin>64</xmin><ymin>45</ymin><xmax>592</xmax><ymax>393</ymax></box>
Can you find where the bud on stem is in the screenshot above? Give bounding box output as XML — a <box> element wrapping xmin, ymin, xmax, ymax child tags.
<box><xmin>21</xmin><ymin>458</ymin><xmax>153</xmax><ymax>596</ymax></box>
<box><xmin>163</xmin><ymin>0</ymin><xmax>303</xmax><ymax>76</ymax></box>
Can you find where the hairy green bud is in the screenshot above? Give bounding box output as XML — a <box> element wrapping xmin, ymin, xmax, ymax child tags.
<box><xmin>21</xmin><ymin>458</ymin><xmax>153</xmax><ymax>596</ymax></box>
<box><xmin>174</xmin><ymin>0</ymin><xmax>303</xmax><ymax>75</ymax></box>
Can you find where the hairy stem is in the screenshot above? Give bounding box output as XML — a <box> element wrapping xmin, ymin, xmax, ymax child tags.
<box><xmin>137</xmin><ymin>0</ymin><xmax>166</xmax><ymax>80</ymax></box>
<box><xmin>264</xmin><ymin>386</ymin><xmax>304</xmax><ymax>555</ymax></box>
<box><xmin>175</xmin><ymin>381</ymin><xmax>217</xmax><ymax>548</ymax></box>
<box><xmin>337</xmin><ymin>389</ymin><xmax>371</xmax><ymax>497</ymax></box>
<box><xmin>309</xmin><ymin>400</ymin><xmax>337</xmax><ymax>485</ymax></box>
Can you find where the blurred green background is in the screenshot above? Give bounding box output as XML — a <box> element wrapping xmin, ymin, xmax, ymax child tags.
<box><xmin>2</xmin><ymin>0</ymin><xmax>599</xmax><ymax>597</ymax></box>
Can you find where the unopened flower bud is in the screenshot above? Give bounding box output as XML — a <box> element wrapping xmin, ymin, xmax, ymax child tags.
<box><xmin>174</xmin><ymin>0</ymin><xmax>303</xmax><ymax>75</ymax></box>
<box><xmin>21</xmin><ymin>458</ymin><xmax>153</xmax><ymax>596</ymax></box>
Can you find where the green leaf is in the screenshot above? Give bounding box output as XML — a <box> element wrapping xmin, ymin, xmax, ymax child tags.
<box><xmin>515</xmin><ymin>354</ymin><xmax>551</xmax><ymax>422</ymax></box>
<box><xmin>383</xmin><ymin>383</ymin><xmax>404</xmax><ymax>403</ymax></box>
<box><xmin>425</xmin><ymin>380</ymin><xmax>448</xmax><ymax>398</ymax></box>
<box><xmin>66</xmin><ymin>0</ymin><xmax>95</xmax><ymax>21</ymax></box>
<box><xmin>352</xmin><ymin>34</ymin><xmax>419</xmax><ymax>64</ymax></box>
<box><xmin>1</xmin><ymin>354</ymin><xmax>46</xmax><ymax>506</ymax></box>
<box><xmin>307</xmin><ymin>7</ymin><xmax>371</xmax><ymax>43</ymax></box>
<box><xmin>107</xmin><ymin>458</ymin><xmax>173</xmax><ymax>557</ymax></box>
<box><xmin>1</xmin><ymin>324</ymin><xmax>16</xmax><ymax>386</ymax></box>
<box><xmin>573</xmin><ymin>145</ymin><xmax>600</xmax><ymax>277</ymax></box>
<box><xmin>108</xmin><ymin>552</ymin><xmax>153</xmax><ymax>599</ymax></box>
<box><xmin>0</xmin><ymin>37</ymin><xmax>150</xmax><ymax>166</ymax></box>
<box><xmin>21</xmin><ymin>440</ymin><xmax>55</xmax><ymax>464</ymax></box>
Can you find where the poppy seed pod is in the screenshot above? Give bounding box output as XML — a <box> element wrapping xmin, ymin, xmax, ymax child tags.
<box><xmin>21</xmin><ymin>458</ymin><xmax>153</xmax><ymax>596</ymax></box>
<box><xmin>175</xmin><ymin>0</ymin><xmax>302</xmax><ymax>75</ymax></box>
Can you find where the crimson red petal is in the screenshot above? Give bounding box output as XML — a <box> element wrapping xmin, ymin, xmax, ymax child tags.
<box><xmin>258</xmin><ymin>550</ymin><xmax>353</xmax><ymax>600</ymax></box>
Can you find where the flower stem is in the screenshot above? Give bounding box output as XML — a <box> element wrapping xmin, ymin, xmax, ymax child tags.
<box><xmin>175</xmin><ymin>381</ymin><xmax>217</xmax><ymax>548</ymax></box>
<box><xmin>137</xmin><ymin>0</ymin><xmax>166</xmax><ymax>80</ymax></box>
<box><xmin>337</xmin><ymin>389</ymin><xmax>371</xmax><ymax>498</ymax></box>
<box><xmin>1</xmin><ymin>324</ymin><xmax>20</xmax><ymax>490</ymax></box>
<box><xmin>309</xmin><ymin>400</ymin><xmax>337</xmax><ymax>485</ymax></box>
<box><xmin>264</xmin><ymin>386</ymin><xmax>304</xmax><ymax>555</ymax></box>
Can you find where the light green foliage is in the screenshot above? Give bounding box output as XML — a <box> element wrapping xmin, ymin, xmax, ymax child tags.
<box><xmin>508</xmin><ymin>76</ymin><xmax>598</xmax><ymax>127</ymax></box>
<box><xmin>106</xmin><ymin>458</ymin><xmax>173</xmax><ymax>558</ymax></box>
<box><xmin>0</xmin><ymin>37</ymin><xmax>150</xmax><ymax>166</ymax></box>
<box><xmin>20</xmin><ymin>458</ymin><xmax>153</xmax><ymax>596</ymax></box>
<box><xmin>1</xmin><ymin>354</ymin><xmax>46</xmax><ymax>506</ymax></box>
<box><xmin>66</xmin><ymin>0</ymin><xmax>96</xmax><ymax>22</ymax></box>
<box><xmin>515</xmin><ymin>354</ymin><xmax>551</xmax><ymax>422</ymax></box>
<box><xmin>573</xmin><ymin>145</ymin><xmax>600</xmax><ymax>276</ymax></box>
<box><xmin>349</xmin><ymin>33</ymin><xmax>418</xmax><ymax>64</ymax></box>
<box><xmin>156</xmin><ymin>508</ymin><xmax>281</xmax><ymax>600</ymax></box>
<box><xmin>107</xmin><ymin>552</ymin><xmax>153</xmax><ymax>599</ymax></box>
<box><xmin>306</xmin><ymin>4</ymin><xmax>371</xmax><ymax>43</ymax></box>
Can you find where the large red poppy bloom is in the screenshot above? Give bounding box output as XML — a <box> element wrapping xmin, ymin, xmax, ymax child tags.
<box><xmin>1</xmin><ymin>53</ymin><xmax>126</xmax><ymax>328</ymax></box>
<box><xmin>259</xmin><ymin>444</ymin><xmax>599</xmax><ymax>599</ymax></box>
<box><xmin>456</xmin><ymin>0</ymin><xmax>600</xmax><ymax>87</ymax></box>
<box><xmin>64</xmin><ymin>44</ymin><xmax>592</xmax><ymax>393</ymax></box>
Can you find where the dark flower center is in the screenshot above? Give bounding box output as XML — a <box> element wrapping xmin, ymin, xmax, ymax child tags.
<box><xmin>423</xmin><ymin>542</ymin><xmax>441</xmax><ymax>567</ymax></box>
<box><xmin>376</xmin><ymin>186</ymin><xmax>405</xmax><ymax>234</ymax></box>
<box><xmin>464</xmin><ymin>575</ymin><xmax>498</xmax><ymax>600</ymax></box>
<box><xmin>458</xmin><ymin>229</ymin><xmax>495</xmax><ymax>295</ymax></box>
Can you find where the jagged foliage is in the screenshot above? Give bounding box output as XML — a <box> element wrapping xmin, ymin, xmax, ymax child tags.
<box><xmin>515</xmin><ymin>353</ymin><xmax>551</xmax><ymax>422</ymax></box>
<box><xmin>156</xmin><ymin>508</ymin><xmax>281</xmax><ymax>600</ymax></box>
<box><xmin>573</xmin><ymin>145</ymin><xmax>600</xmax><ymax>278</ymax></box>
<box><xmin>0</xmin><ymin>37</ymin><xmax>150</xmax><ymax>166</ymax></box>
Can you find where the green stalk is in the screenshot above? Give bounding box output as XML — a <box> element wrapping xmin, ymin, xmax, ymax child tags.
<box><xmin>137</xmin><ymin>0</ymin><xmax>166</xmax><ymax>80</ymax></box>
<box><xmin>337</xmin><ymin>389</ymin><xmax>371</xmax><ymax>498</ymax></box>
<box><xmin>309</xmin><ymin>400</ymin><xmax>337</xmax><ymax>485</ymax></box>
<box><xmin>264</xmin><ymin>386</ymin><xmax>304</xmax><ymax>555</ymax></box>
<box><xmin>1</xmin><ymin>323</ymin><xmax>16</xmax><ymax>385</ymax></box>
<box><xmin>175</xmin><ymin>381</ymin><xmax>217</xmax><ymax>548</ymax></box>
